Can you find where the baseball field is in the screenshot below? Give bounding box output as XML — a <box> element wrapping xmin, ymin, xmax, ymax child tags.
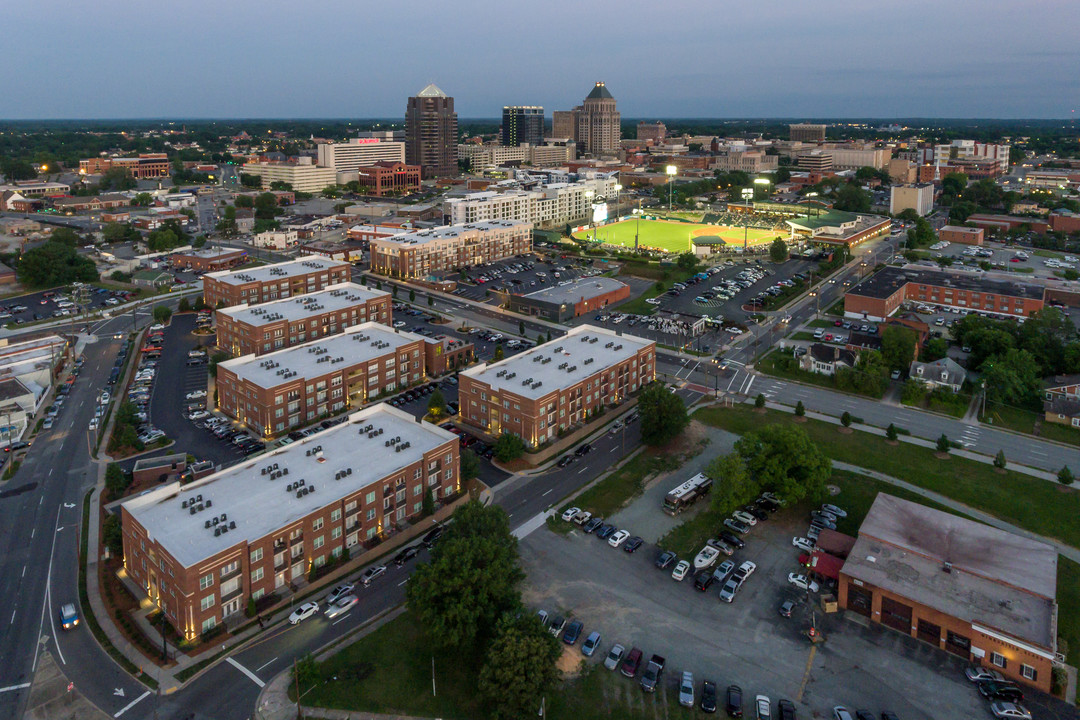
<box><xmin>574</xmin><ymin>218</ymin><xmax>778</xmax><ymax>253</ymax></box>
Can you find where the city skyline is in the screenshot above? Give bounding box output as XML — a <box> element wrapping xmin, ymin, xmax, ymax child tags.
<box><xmin>2</xmin><ymin>0</ymin><xmax>1077</xmax><ymax>120</ymax></box>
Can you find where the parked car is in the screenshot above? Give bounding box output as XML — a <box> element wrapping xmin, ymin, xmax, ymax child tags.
<box><xmin>731</xmin><ymin>510</ymin><xmax>757</xmax><ymax>526</ymax></box>
<box><xmin>288</xmin><ymin>602</ymin><xmax>319</xmax><ymax>624</ymax></box>
<box><xmin>965</xmin><ymin>666</ymin><xmax>1005</xmax><ymax>683</ymax></box>
<box><xmin>726</xmin><ymin>684</ymin><xmax>743</xmax><ymax>717</ymax></box>
<box><xmin>701</xmin><ymin>679</ymin><xmax>718</xmax><ymax>714</ymax></box>
<box><xmin>604</xmin><ymin>643</ymin><xmax>625</xmax><ymax>671</ymax></box>
<box><xmin>792</xmin><ymin>536</ymin><xmax>815</xmax><ymax>552</ymax></box>
<box><xmin>623</xmin><ymin>536</ymin><xmax>644</xmax><ymax>553</ymax></box>
<box><xmin>595</xmin><ymin>524</ymin><xmax>616</xmax><ymax>540</ymax></box>
<box><xmin>822</xmin><ymin>503</ymin><xmax>847</xmax><ymax>518</ymax></box>
<box><xmin>536</xmin><ymin>610</ymin><xmax>549</xmax><ymax>628</ymax></box>
<box><xmin>694</xmin><ymin>570</ymin><xmax>719</xmax><ymax>592</ymax></box>
<box><xmin>620</xmin><ymin>647</ymin><xmax>643</xmax><ymax>678</ymax></box>
<box><xmin>723</xmin><ymin>517</ymin><xmax>750</xmax><ymax>534</ymax></box>
<box><xmin>562</xmin><ymin>620</ymin><xmax>583</xmax><ymax>645</ymax></box>
<box><xmin>583</xmin><ymin>517</ymin><xmax>603</xmax><ymax>533</ymax></box>
<box><xmin>787</xmin><ymin>574</ymin><xmax>819</xmax><ymax>592</ymax></box>
<box><xmin>608</xmin><ymin>530</ymin><xmax>630</xmax><ymax>548</ymax></box>
<box><xmin>393</xmin><ymin>546</ymin><xmax>418</xmax><ymax>566</ymax></box>
<box><xmin>989</xmin><ymin>702</ymin><xmax>1032</xmax><ymax>720</ymax></box>
<box><xmin>718</xmin><ymin>579</ymin><xmax>740</xmax><ymax>603</ymax></box>
<box><xmin>978</xmin><ymin>680</ymin><xmax>1024</xmax><ymax>702</ymax></box>
<box><xmin>720</xmin><ymin>530</ymin><xmax>746</xmax><ymax>549</ymax></box>
<box><xmin>672</xmin><ymin>560</ymin><xmax>690</xmax><ymax>581</ymax></box>
<box><xmin>655</xmin><ymin>550</ymin><xmax>677</xmax><ymax>569</ymax></box>
<box><xmin>755</xmin><ymin>695</ymin><xmax>771</xmax><ymax>720</ymax></box>
<box><xmin>581</xmin><ymin>631</ymin><xmax>601</xmax><ymax>656</ymax></box>
<box><xmin>678</xmin><ymin>671</ymin><xmax>695</xmax><ymax>707</ymax></box>
<box><xmin>779</xmin><ymin>600</ymin><xmax>795</xmax><ymax>618</ymax></box>
<box><xmin>832</xmin><ymin>707</ymin><xmax>854</xmax><ymax>720</ymax></box>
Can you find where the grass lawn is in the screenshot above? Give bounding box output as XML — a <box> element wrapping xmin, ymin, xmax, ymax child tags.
<box><xmin>1034</xmin><ymin>249</ymin><xmax>1065</xmax><ymax>259</ymax></box>
<box><xmin>824</xmin><ymin>299</ymin><xmax>846</xmax><ymax>316</ymax></box>
<box><xmin>808</xmin><ymin>319</ymin><xmax>835</xmax><ymax>328</ymax></box>
<box><xmin>757</xmin><ymin>349</ymin><xmax>883</xmax><ymax>399</ymax></box>
<box><xmin>790</xmin><ymin>331</ymin><xmax>816</xmax><ymax>341</ymax></box>
<box><xmin>902</xmin><ymin>390</ymin><xmax>973</xmax><ymax>419</ymax></box>
<box><xmin>981</xmin><ymin>402</ymin><xmax>1080</xmax><ymax>446</ymax></box>
<box><xmin>576</xmin><ymin>219</ymin><xmax>775</xmax><ymax>254</ymax></box>
<box><xmin>1057</xmin><ymin>557</ymin><xmax>1080</xmax><ymax>666</ymax></box>
<box><xmin>693</xmin><ymin>405</ymin><xmax>1080</xmax><ymax>549</ymax></box>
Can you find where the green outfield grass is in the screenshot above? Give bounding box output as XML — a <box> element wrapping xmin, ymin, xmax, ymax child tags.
<box><xmin>575</xmin><ymin>219</ymin><xmax>777</xmax><ymax>253</ymax></box>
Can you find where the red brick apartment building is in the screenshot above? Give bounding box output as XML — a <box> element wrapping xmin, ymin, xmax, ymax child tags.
<box><xmin>844</xmin><ymin>266</ymin><xmax>1045</xmax><ymax>322</ymax></box>
<box><xmin>840</xmin><ymin>494</ymin><xmax>1058</xmax><ymax>694</ymax></box>
<box><xmin>79</xmin><ymin>154</ymin><xmax>170</xmax><ymax>179</ymax></box>
<box><xmin>201</xmin><ymin>255</ymin><xmax>351</xmax><ymax>308</ymax></box>
<box><xmin>369</xmin><ymin>220</ymin><xmax>532</xmax><ymax>279</ymax></box>
<box><xmin>214</xmin><ymin>283</ymin><xmax>391</xmax><ymax>356</ymax></box>
<box><xmin>216</xmin><ymin>322</ymin><xmax>471</xmax><ymax>437</ymax></box>
<box><xmin>120</xmin><ymin>404</ymin><xmax>460</xmax><ymax>640</ymax></box>
<box><xmin>356</xmin><ymin>162</ymin><xmax>422</xmax><ymax>196</ymax></box>
<box><xmin>458</xmin><ymin>324</ymin><xmax>655</xmax><ymax>447</ymax></box>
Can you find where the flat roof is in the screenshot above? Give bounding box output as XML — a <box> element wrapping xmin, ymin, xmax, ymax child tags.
<box><xmin>848</xmin><ymin>265</ymin><xmax>1045</xmax><ymax>302</ymax></box>
<box><xmin>842</xmin><ymin>494</ymin><xmax>1056</xmax><ymax>649</ymax></box>
<box><xmin>520</xmin><ymin>277</ymin><xmax>628</xmax><ymax>305</ymax></box>
<box><xmin>373</xmin><ymin>220</ymin><xmax>530</xmax><ymax>248</ymax></box>
<box><xmin>121</xmin><ymin>404</ymin><xmax>457</xmax><ymax>567</ymax></box>
<box><xmin>175</xmin><ymin>246</ymin><xmax>247</xmax><ymax>259</ymax></box>
<box><xmin>940</xmin><ymin>225</ymin><xmax>982</xmax><ymax>234</ymax></box>
<box><xmin>204</xmin><ymin>255</ymin><xmax>349</xmax><ymax>286</ymax></box>
<box><xmin>216</xmin><ymin>283</ymin><xmax>388</xmax><ymax>327</ymax></box>
<box><xmin>219</xmin><ymin>321</ymin><xmax>422</xmax><ymax>389</ymax></box>
<box><xmin>460</xmin><ymin>324</ymin><xmax>653</xmax><ymax>400</ymax></box>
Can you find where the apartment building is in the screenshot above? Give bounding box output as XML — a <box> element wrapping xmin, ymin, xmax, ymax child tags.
<box><xmin>119</xmin><ymin>404</ymin><xmax>460</xmax><ymax>641</ymax></box>
<box><xmin>456</xmin><ymin>143</ymin><xmax>573</xmax><ymax>170</ymax></box>
<box><xmin>501</xmin><ymin>106</ymin><xmax>545</xmax><ymax>147</ymax></box>
<box><xmin>240</xmin><ymin>158</ymin><xmax>338</xmax><ymax>193</ymax></box>
<box><xmin>636</xmin><ymin>122</ymin><xmax>667</xmax><ymax>142</ymax></box>
<box><xmin>216</xmin><ymin>322</ymin><xmax>470</xmax><ymax>436</ymax></box>
<box><xmin>202</xmin><ymin>256</ymin><xmax>351</xmax><ymax>308</ymax></box>
<box><xmin>316</xmin><ymin>138</ymin><xmax>407</xmax><ymax>173</ymax></box>
<box><xmin>444</xmin><ymin>175</ymin><xmax>618</xmax><ymax>228</ymax></box>
<box><xmin>890</xmin><ymin>183</ymin><xmax>935</xmax><ymax>217</ymax></box>
<box><xmin>215</xmin><ymin>282</ymin><xmax>391</xmax><ymax>356</ymax></box>
<box><xmin>458</xmin><ymin>325</ymin><xmax>655</xmax><ymax>447</ymax></box>
<box><xmin>369</xmin><ymin>220</ymin><xmax>532</xmax><ymax>278</ymax></box>
<box><xmin>79</xmin><ymin>153</ymin><xmax>170</xmax><ymax>179</ymax></box>
<box><xmin>712</xmin><ymin>150</ymin><xmax>779</xmax><ymax>174</ymax></box>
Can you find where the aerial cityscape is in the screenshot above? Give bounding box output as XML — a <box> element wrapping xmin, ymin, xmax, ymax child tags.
<box><xmin>0</xmin><ymin>4</ymin><xmax>1079</xmax><ymax>720</ymax></box>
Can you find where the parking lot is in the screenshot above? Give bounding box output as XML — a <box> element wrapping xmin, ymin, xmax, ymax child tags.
<box><xmin>448</xmin><ymin>254</ymin><xmax>609</xmax><ymax>304</ymax></box>
<box><xmin>520</xmin><ymin>486</ymin><xmax>997</xmax><ymax>718</ymax></box>
<box><xmin>900</xmin><ymin>239</ymin><xmax>1080</xmax><ymax>283</ymax></box>
<box><xmin>0</xmin><ymin>285</ymin><xmax>134</xmax><ymax>327</ymax></box>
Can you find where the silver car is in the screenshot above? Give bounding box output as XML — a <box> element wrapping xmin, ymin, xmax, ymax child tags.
<box><xmin>678</xmin><ymin>671</ymin><xmax>695</xmax><ymax>707</ymax></box>
<box><xmin>603</xmin><ymin>643</ymin><xmax>625</xmax><ymax>671</ymax></box>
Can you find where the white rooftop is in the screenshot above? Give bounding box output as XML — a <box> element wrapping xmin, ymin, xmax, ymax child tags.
<box><xmin>177</xmin><ymin>246</ymin><xmax>246</xmax><ymax>259</ymax></box>
<box><xmin>460</xmin><ymin>325</ymin><xmax>653</xmax><ymax>400</ymax></box>
<box><xmin>205</xmin><ymin>255</ymin><xmax>349</xmax><ymax>285</ymax></box>
<box><xmin>216</xmin><ymin>283</ymin><xmax>388</xmax><ymax>327</ymax></box>
<box><xmin>521</xmin><ymin>276</ymin><xmax>627</xmax><ymax>305</ymax></box>
<box><xmin>219</xmin><ymin>321</ymin><xmax>423</xmax><ymax>389</ymax></box>
<box><xmin>121</xmin><ymin>404</ymin><xmax>457</xmax><ymax>568</ymax></box>
<box><xmin>373</xmin><ymin>220</ymin><xmax>529</xmax><ymax>247</ymax></box>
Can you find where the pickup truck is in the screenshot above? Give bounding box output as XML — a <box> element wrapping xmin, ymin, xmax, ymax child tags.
<box><xmin>640</xmin><ymin>654</ymin><xmax>666</xmax><ymax>692</ymax></box>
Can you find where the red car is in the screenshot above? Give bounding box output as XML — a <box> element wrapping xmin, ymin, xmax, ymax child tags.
<box><xmin>833</xmin><ymin>320</ymin><xmax>843</xmax><ymax>327</ymax></box>
<box><xmin>824</xmin><ymin>333</ymin><xmax>834</xmax><ymax>341</ymax></box>
<box><xmin>620</xmin><ymin>647</ymin><xmax>643</xmax><ymax>678</ymax></box>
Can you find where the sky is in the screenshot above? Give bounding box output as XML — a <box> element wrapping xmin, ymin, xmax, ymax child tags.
<box><xmin>2</xmin><ymin>0</ymin><xmax>1078</xmax><ymax>120</ymax></box>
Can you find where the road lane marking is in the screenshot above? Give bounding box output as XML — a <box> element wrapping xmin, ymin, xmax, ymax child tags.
<box><xmin>9</xmin><ymin>609</ymin><xmax>14</xmax><ymax>623</ymax></box>
<box><xmin>332</xmin><ymin>614</ymin><xmax>351</xmax><ymax>625</ymax></box>
<box><xmin>255</xmin><ymin>657</ymin><xmax>278</xmax><ymax>672</ymax></box>
<box><xmin>226</xmin><ymin>657</ymin><xmax>265</xmax><ymax>688</ymax></box>
<box><xmin>33</xmin><ymin>505</ymin><xmax>63</xmax><ymax>673</ymax></box>
<box><xmin>0</xmin><ymin>683</ymin><xmax>31</xmax><ymax>693</ymax></box>
<box><xmin>541</xmin><ymin>489</ymin><xmax>553</xmax><ymax>496</ymax></box>
<box><xmin>112</xmin><ymin>689</ymin><xmax>151</xmax><ymax>717</ymax></box>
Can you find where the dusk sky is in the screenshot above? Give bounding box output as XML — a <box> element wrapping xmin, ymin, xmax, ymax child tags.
<box><xmin>4</xmin><ymin>0</ymin><xmax>1077</xmax><ymax>120</ymax></box>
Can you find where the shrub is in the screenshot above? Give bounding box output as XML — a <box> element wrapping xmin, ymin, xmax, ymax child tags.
<box><xmin>841</xmin><ymin>411</ymin><xmax>852</xmax><ymax>428</ymax></box>
<box><xmin>1059</xmin><ymin>466</ymin><xmax>1075</xmax><ymax>486</ymax></box>
<box><xmin>794</xmin><ymin>401</ymin><xmax>805</xmax><ymax>417</ymax></box>
<box><xmin>886</xmin><ymin>423</ymin><xmax>898</xmax><ymax>441</ymax></box>
<box><xmin>936</xmin><ymin>433</ymin><xmax>950</xmax><ymax>453</ymax></box>
<box><xmin>755</xmin><ymin>393</ymin><xmax>766</xmax><ymax>409</ymax></box>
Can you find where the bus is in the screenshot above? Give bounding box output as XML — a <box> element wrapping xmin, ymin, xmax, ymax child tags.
<box><xmin>662</xmin><ymin>473</ymin><xmax>713</xmax><ymax>515</ymax></box>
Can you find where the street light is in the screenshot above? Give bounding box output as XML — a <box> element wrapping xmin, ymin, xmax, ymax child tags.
<box><xmin>666</xmin><ymin>165</ymin><xmax>677</xmax><ymax>211</ymax></box>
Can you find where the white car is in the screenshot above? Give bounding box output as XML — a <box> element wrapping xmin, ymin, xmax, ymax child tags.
<box><xmin>671</xmin><ymin>560</ymin><xmax>690</xmax><ymax>581</ymax></box>
<box><xmin>188</xmin><ymin>410</ymin><xmax>210</xmax><ymax>421</ymax></box>
<box><xmin>88</xmin><ymin>417</ymin><xmax>99</xmax><ymax>431</ymax></box>
<box><xmin>832</xmin><ymin>707</ymin><xmax>854</xmax><ymax>720</ymax></box>
<box><xmin>288</xmin><ymin>601</ymin><xmax>319</xmax><ymax>624</ymax></box>
<box><xmin>186</xmin><ymin>390</ymin><xmax>207</xmax><ymax>400</ymax></box>
<box><xmin>645</xmin><ymin>297</ymin><xmax>663</xmax><ymax>305</ymax></box>
<box><xmin>756</xmin><ymin>695</ymin><xmax>771</xmax><ymax>720</ymax></box>
<box><xmin>99</xmin><ymin>391</ymin><xmax>111</xmax><ymax>404</ymax></box>
<box><xmin>324</xmin><ymin>595</ymin><xmax>358</xmax><ymax>619</ymax></box>
<box><xmin>393</xmin><ymin>321</ymin><xmax>406</xmax><ymax>328</ymax></box>
<box><xmin>788</xmin><ymin>574</ymin><xmax>820</xmax><ymax>593</ymax></box>
<box><xmin>326</xmin><ymin>583</ymin><xmax>355</xmax><ymax>604</ymax></box>
<box><xmin>572</xmin><ymin>510</ymin><xmax>593</xmax><ymax>526</ymax></box>
<box><xmin>737</xmin><ymin>560</ymin><xmax>757</xmax><ymax>579</ymax></box>
<box><xmin>731</xmin><ymin>510</ymin><xmax>757</xmax><ymax>526</ymax></box>
<box><xmin>561</xmin><ymin>506</ymin><xmax>581</xmax><ymax>522</ymax></box>
<box><xmin>792</xmin><ymin>536</ymin><xmax>815</xmax><ymax>552</ymax></box>
<box><xmin>149</xmin><ymin>324</ymin><xmax>164</xmax><ymax>332</ymax></box>
<box><xmin>608</xmin><ymin>530</ymin><xmax>630</xmax><ymax>548</ymax></box>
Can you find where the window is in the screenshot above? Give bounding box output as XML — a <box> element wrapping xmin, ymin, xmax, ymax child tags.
<box><xmin>200</xmin><ymin>594</ymin><xmax>215</xmax><ymax>611</ymax></box>
<box><xmin>1021</xmin><ymin>664</ymin><xmax>1037</xmax><ymax>681</ymax></box>
<box><xmin>345</xmin><ymin>500</ymin><xmax>357</xmax><ymax>512</ymax></box>
<box><xmin>199</xmin><ymin>573</ymin><xmax>214</xmax><ymax>591</ymax></box>
<box><xmin>367</xmin><ymin>508</ymin><xmax>376</xmax><ymax>521</ymax></box>
<box><xmin>252</xmin><ymin>588</ymin><xmax>265</xmax><ymax>602</ymax></box>
<box><xmin>221</xmin><ymin>560</ymin><xmax>239</xmax><ymax>577</ymax></box>
<box><xmin>250</xmin><ymin>548</ymin><xmax>263</xmax><ymax>564</ymax></box>
<box><xmin>365</xmin><ymin>491</ymin><xmax>376</xmax><ymax>505</ymax></box>
<box><xmin>201</xmin><ymin>617</ymin><xmax>216</xmax><ymax>634</ymax></box>
<box><xmin>221</xmin><ymin>577</ymin><xmax>240</xmax><ymax>597</ymax></box>
<box><xmin>331</xmin><ymin>526</ymin><xmax>341</xmax><ymax>540</ymax></box>
<box><xmin>314</xmin><ymin>535</ymin><xmax>325</xmax><ymax>550</ymax></box>
<box><xmin>330</xmin><ymin>509</ymin><xmax>341</xmax><ymax>522</ymax></box>
<box><xmin>251</xmin><ymin>567</ymin><xmax>264</xmax><ymax>584</ymax></box>
<box><xmin>312</xmin><ymin>518</ymin><xmax>324</xmax><ymax>531</ymax></box>
<box><xmin>990</xmin><ymin>652</ymin><xmax>1007</xmax><ymax>669</ymax></box>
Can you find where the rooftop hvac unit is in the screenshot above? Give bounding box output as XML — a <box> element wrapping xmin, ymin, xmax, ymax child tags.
<box><xmin>204</xmin><ymin>520</ymin><xmax>211</xmax><ymax>529</ymax></box>
<box><xmin>214</xmin><ymin>527</ymin><xmax>221</xmax><ymax>537</ymax></box>
<box><xmin>190</xmin><ymin>506</ymin><xmax>196</xmax><ymax>515</ymax></box>
<box><xmin>287</xmin><ymin>483</ymin><xmax>293</xmax><ymax>492</ymax></box>
<box><xmin>590</xmin><ymin>337</ymin><xmax>598</xmax><ymax>344</ymax></box>
<box><xmin>229</xmin><ymin>521</ymin><xmax>236</xmax><ymax>530</ymax></box>
<box><xmin>296</xmin><ymin>491</ymin><xmax>303</xmax><ymax>499</ymax></box>
<box><xmin>182</xmin><ymin>499</ymin><xmax>189</xmax><ymax>508</ymax></box>
<box><xmin>221</xmin><ymin>524</ymin><xmax>229</xmax><ymax>534</ymax></box>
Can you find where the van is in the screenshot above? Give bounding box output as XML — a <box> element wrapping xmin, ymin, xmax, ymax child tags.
<box><xmin>813</xmin><ymin>329</ymin><xmax>824</xmax><ymax>339</ymax></box>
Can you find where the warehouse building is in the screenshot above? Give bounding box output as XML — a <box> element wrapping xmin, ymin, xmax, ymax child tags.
<box><xmin>507</xmin><ymin>276</ymin><xmax>630</xmax><ymax>322</ymax></box>
<box><xmin>202</xmin><ymin>255</ymin><xmax>351</xmax><ymax>308</ymax></box>
<box><xmin>839</xmin><ymin>494</ymin><xmax>1058</xmax><ymax>694</ymax></box>
<box><xmin>214</xmin><ymin>283</ymin><xmax>391</xmax><ymax>356</ymax></box>
<box><xmin>458</xmin><ymin>324</ymin><xmax>655</xmax><ymax>447</ymax></box>
<box><xmin>120</xmin><ymin>404</ymin><xmax>460</xmax><ymax>640</ymax></box>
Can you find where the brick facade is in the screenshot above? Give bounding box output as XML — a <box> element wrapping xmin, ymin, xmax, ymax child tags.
<box><xmin>202</xmin><ymin>256</ymin><xmax>351</xmax><ymax>308</ymax></box>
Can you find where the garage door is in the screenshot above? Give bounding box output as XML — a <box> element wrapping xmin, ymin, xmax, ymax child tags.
<box><xmin>917</xmin><ymin>619</ymin><xmax>942</xmax><ymax>646</ymax></box>
<box><xmin>847</xmin><ymin>582</ymin><xmax>872</xmax><ymax>617</ymax></box>
<box><xmin>880</xmin><ymin>596</ymin><xmax>912</xmax><ymax>633</ymax></box>
<box><xmin>945</xmin><ymin>630</ymin><xmax>971</xmax><ymax>658</ymax></box>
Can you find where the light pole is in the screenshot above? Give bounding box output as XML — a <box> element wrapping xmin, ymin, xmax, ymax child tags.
<box><xmin>614</xmin><ymin>183</ymin><xmax>622</xmax><ymax>217</ymax></box>
<box><xmin>666</xmin><ymin>165</ymin><xmax>677</xmax><ymax>212</ymax></box>
<box><xmin>584</xmin><ymin>190</ymin><xmax>595</xmax><ymax>241</ymax></box>
<box><xmin>740</xmin><ymin>188</ymin><xmax>754</xmax><ymax>251</ymax></box>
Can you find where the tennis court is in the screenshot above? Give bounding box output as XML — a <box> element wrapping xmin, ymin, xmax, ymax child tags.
<box><xmin>574</xmin><ymin>219</ymin><xmax>778</xmax><ymax>253</ymax></box>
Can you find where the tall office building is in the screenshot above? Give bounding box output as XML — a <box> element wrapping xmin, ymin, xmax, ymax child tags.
<box><xmin>790</xmin><ymin>123</ymin><xmax>827</xmax><ymax>142</ymax></box>
<box><xmin>405</xmin><ymin>83</ymin><xmax>459</xmax><ymax>179</ymax></box>
<box><xmin>572</xmin><ymin>82</ymin><xmax>621</xmax><ymax>156</ymax></box>
<box><xmin>501</xmin><ymin>106</ymin><xmax>545</xmax><ymax>147</ymax></box>
<box><xmin>551</xmin><ymin>111</ymin><xmax>575</xmax><ymax>140</ymax></box>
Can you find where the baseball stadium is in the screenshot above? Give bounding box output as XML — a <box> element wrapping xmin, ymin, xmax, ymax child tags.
<box><xmin>573</xmin><ymin>210</ymin><xmax>788</xmax><ymax>254</ymax></box>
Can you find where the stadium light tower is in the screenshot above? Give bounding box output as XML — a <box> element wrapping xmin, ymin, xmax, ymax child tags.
<box><xmin>740</xmin><ymin>187</ymin><xmax>754</xmax><ymax>251</ymax></box>
<box><xmin>753</xmin><ymin>177</ymin><xmax>771</xmax><ymax>199</ymax></box>
<box><xmin>666</xmin><ymin>165</ymin><xmax>677</xmax><ymax>211</ymax></box>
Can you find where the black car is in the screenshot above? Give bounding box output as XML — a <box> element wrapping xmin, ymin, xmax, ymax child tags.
<box><xmin>574</xmin><ymin>443</ymin><xmax>592</xmax><ymax>456</ymax></box>
<box><xmin>556</xmin><ymin>455</ymin><xmax>574</xmax><ymax>468</ymax></box>
<box><xmin>855</xmin><ymin>712</ymin><xmax>874</xmax><ymax>720</ymax></box>
<box><xmin>701</xmin><ymin>680</ymin><xmax>717</xmax><ymax>713</ymax></box>
<box><xmin>595</xmin><ymin>524</ymin><xmax>616</xmax><ymax>540</ymax></box>
<box><xmin>694</xmin><ymin>570</ymin><xmax>718</xmax><ymax>592</ymax></box>
<box><xmin>743</xmin><ymin>505</ymin><xmax>768</xmax><ymax>522</ymax></box>
<box><xmin>719</xmin><ymin>530</ymin><xmax>745</xmax><ymax>549</ymax></box>
<box><xmin>756</xmin><ymin>498</ymin><xmax>779</xmax><ymax>513</ymax></box>
<box><xmin>726</xmin><ymin>684</ymin><xmax>743</xmax><ymax>717</ymax></box>
<box><xmin>977</xmin><ymin>680</ymin><xmax>1023</xmax><ymax>701</ymax></box>
<box><xmin>582</xmin><ymin>517</ymin><xmax>603</xmax><ymax>533</ymax></box>
<box><xmin>779</xmin><ymin>699</ymin><xmax>798</xmax><ymax>720</ymax></box>
<box><xmin>421</xmin><ymin>525</ymin><xmax>445</xmax><ymax>548</ymax></box>
<box><xmin>622</xmin><ymin>536</ymin><xmax>644</xmax><ymax>553</ymax></box>
<box><xmin>394</xmin><ymin>546</ymin><xmax>418</xmax><ymax>566</ymax></box>
<box><xmin>655</xmin><ymin>550</ymin><xmax>677</xmax><ymax>569</ymax></box>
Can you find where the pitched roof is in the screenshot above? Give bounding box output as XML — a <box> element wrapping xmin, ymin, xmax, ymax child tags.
<box><xmin>1044</xmin><ymin>374</ymin><xmax>1080</xmax><ymax>390</ymax></box>
<box><xmin>1045</xmin><ymin>396</ymin><xmax>1080</xmax><ymax>418</ymax></box>
<box><xmin>586</xmin><ymin>82</ymin><xmax>614</xmax><ymax>100</ymax></box>
<box><xmin>416</xmin><ymin>83</ymin><xmax>448</xmax><ymax>98</ymax></box>
<box><xmin>909</xmin><ymin>357</ymin><xmax>966</xmax><ymax>387</ymax></box>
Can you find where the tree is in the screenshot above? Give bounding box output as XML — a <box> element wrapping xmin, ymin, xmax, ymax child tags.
<box><xmin>422</xmin><ymin>487</ymin><xmax>435</xmax><ymax>517</ymax></box>
<box><xmin>216</xmin><ymin>204</ymin><xmax>238</xmax><ymax>237</ymax></box>
<box><xmin>941</xmin><ymin>172</ymin><xmax>969</xmax><ymax>198</ymax></box>
<box><xmin>147</xmin><ymin>227</ymin><xmax>181</xmax><ymax>251</ymax></box>
<box><xmin>131</xmin><ymin>192</ymin><xmax>153</xmax><ymax>207</ymax></box>
<box><xmin>105</xmin><ymin>463</ymin><xmax>130</xmax><ymax>499</ymax></box>
<box><xmin>638</xmin><ymin>383</ymin><xmax>688</xmax><ymax>446</ymax></box>
<box><xmin>493</xmin><ymin>344</ymin><xmax>505</xmax><ymax>361</ymax></box>
<box><xmin>98</xmin><ymin>167</ymin><xmax>137</xmax><ymax>192</ymax></box>
<box><xmin>895</xmin><ymin>208</ymin><xmax>921</xmax><ymax>223</ymax></box>
<box><xmin>0</xmin><ymin>157</ymin><xmax>36</xmax><ymax>181</ymax></box>
<box><xmin>178</xmin><ymin>298</ymin><xmax>192</xmax><ymax>313</ymax></box>
<box><xmin>833</xmin><ymin>183</ymin><xmax>871</xmax><ymax>212</ymax></box>
<box><xmin>234</xmin><ymin>194</ymin><xmax>254</xmax><ymax>208</ymax></box>
<box><xmin>102</xmin><ymin>514</ymin><xmax>124</xmax><ymax>557</ymax></box>
<box><xmin>153</xmin><ymin>305</ymin><xmax>172</xmax><ymax>324</ymax></box>
<box><xmin>1059</xmin><ymin>466</ymin><xmax>1075</xmax><ymax>486</ymax></box>
<box><xmin>478</xmin><ymin>614</ymin><xmax>561</xmax><ymax>720</ymax></box>
<box><xmin>993</xmin><ymin>449</ymin><xmax>1007</xmax><ymax>469</ymax></box>
<box><xmin>493</xmin><ymin>432</ymin><xmax>526</xmax><ymax>462</ymax></box>
<box><xmin>881</xmin><ymin>326</ymin><xmax>917</xmax><ymax>372</ymax></box>
<box><xmin>936</xmin><ymin>433</ymin><xmax>950</xmax><ymax>453</ymax></box>
<box><xmin>393</xmin><ymin>286</ymin><xmax>399</xmax><ymax>299</ymax></box>
<box><xmin>920</xmin><ymin>337</ymin><xmax>949</xmax><ymax>362</ymax></box>
<box><xmin>982</xmin><ymin>348</ymin><xmax>1042</xmax><ymax>409</ymax></box>
<box><xmin>794</xmin><ymin>400</ymin><xmax>805</xmax><ymax>417</ymax></box>
<box><xmin>460</xmin><ymin>448</ymin><xmax>480</xmax><ymax>482</ymax></box>
<box><xmin>769</xmin><ymin>238</ymin><xmax>788</xmax><ymax>263</ymax></box>
<box><xmin>405</xmin><ymin>501</ymin><xmax>523</xmax><ymax>650</ymax></box>
<box><xmin>676</xmin><ymin>252</ymin><xmax>698</xmax><ymax>271</ymax></box>
<box><xmin>707</xmin><ymin>453</ymin><xmax>759</xmax><ymax>516</ymax></box>
<box><xmin>427</xmin><ymin>388</ymin><xmax>446</xmax><ymax>418</ymax></box>
<box><xmin>50</xmin><ymin>227</ymin><xmax>83</xmax><ymax>246</ymax></box>
<box><xmin>886</xmin><ymin>423</ymin><xmax>898</xmax><ymax>441</ymax></box>
<box><xmin>841</xmin><ymin>411</ymin><xmax>852</xmax><ymax>428</ymax></box>
<box><xmin>409</xmin><ymin>288</ymin><xmax>416</xmax><ymax>302</ymax></box>
<box><xmin>732</xmin><ymin>424</ymin><xmax>831</xmax><ymax>505</ymax></box>
<box><xmin>755</xmin><ymin>393</ymin><xmax>766</xmax><ymax>409</ymax></box>
<box><xmin>102</xmin><ymin>222</ymin><xmax>138</xmax><ymax>243</ymax></box>
<box><xmin>518</xmin><ymin>321</ymin><xmax>525</xmax><ymax>336</ymax></box>
<box><xmin>193</xmin><ymin>235</ymin><xmax>207</xmax><ymax>249</ymax></box>
<box><xmin>428</xmin><ymin>295</ymin><xmax>434</xmax><ymax>307</ymax></box>
<box><xmin>239</xmin><ymin>173</ymin><xmax>261</xmax><ymax>188</ymax></box>
<box><xmin>16</xmin><ymin>240</ymin><xmax>98</xmax><ymax>287</ymax></box>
